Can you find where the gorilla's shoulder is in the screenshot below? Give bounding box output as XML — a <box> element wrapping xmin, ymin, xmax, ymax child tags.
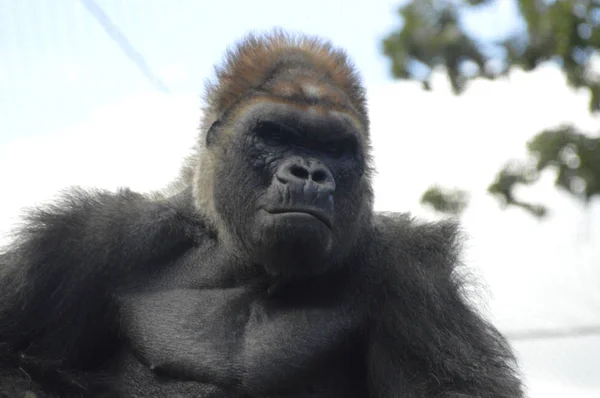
<box><xmin>2</xmin><ymin>186</ymin><xmax>207</xmax><ymax>268</ymax></box>
<box><xmin>369</xmin><ymin>212</ymin><xmax>463</xmax><ymax>275</ymax></box>
<box><xmin>12</xmin><ymin>186</ymin><xmax>201</xmax><ymax>231</ymax></box>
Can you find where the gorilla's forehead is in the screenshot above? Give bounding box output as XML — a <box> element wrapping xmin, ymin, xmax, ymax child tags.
<box><xmin>228</xmin><ymin>97</ymin><xmax>367</xmax><ymax>140</ymax></box>
<box><xmin>264</xmin><ymin>69</ymin><xmax>347</xmax><ymax>104</ymax></box>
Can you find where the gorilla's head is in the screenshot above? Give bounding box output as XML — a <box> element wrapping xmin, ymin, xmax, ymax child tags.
<box><xmin>190</xmin><ymin>32</ymin><xmax>374</xmax><ymax>279</ymax></box>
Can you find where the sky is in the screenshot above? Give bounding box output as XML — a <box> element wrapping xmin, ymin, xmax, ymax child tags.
<box><xmin>0</xmin><ymin>0</ymin><xmax>523</xmax><ymax>145</ymax></box>
<box><xmin>1</xmin><ymin>1</ymin><xmax>599</xmax><ymax>396</ymax></box>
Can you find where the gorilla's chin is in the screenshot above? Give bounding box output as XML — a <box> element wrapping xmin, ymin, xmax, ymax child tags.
<box><xmin>252</xmin><ymin>210</ymin><xmax>334</xmax><ymax>278</ymax></box>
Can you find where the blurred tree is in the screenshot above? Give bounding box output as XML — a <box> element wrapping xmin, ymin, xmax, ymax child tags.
<box><xmin>383</xmin><ymin>0</ymin><xmax>600</xmax><ymax>217</ymax></box>
<box><xmin>420</xmin><ymin>186</ymin><xmax>470</xmax><ymax>216</ymax></box>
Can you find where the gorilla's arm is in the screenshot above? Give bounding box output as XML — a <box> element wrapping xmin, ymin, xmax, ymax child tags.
<box><xmin>0</xmin><ymin>188</ymin><xmax>199</xmax><ymax>393</ymax></box>
<box><xmin>366</xmin><ymin>215</ymin><xmax>523</xmax><ymax>397</ymax></box>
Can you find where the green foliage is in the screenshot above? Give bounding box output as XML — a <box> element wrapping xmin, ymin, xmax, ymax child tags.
<box><xmin>382</xmin><ymin>0</ymin><xmax>491</xmax><ymax>93</ymax></box>
<box><xmin>509</xmin><ymin>0</ymin><xmax>600</xmax><ymax>112</ymax></box>
<box><xmin>528</xmin><ymin>125</ymin><xmax>600</xmax><ymax>200</ymax></box>
<box><xmin>488</xmin><ymin>125</ymin><xmax>600</xmax><ymax>217</ymax></box>
<box><xmin>487</xmin><ymin>160</ymin><xmax>547</xmax><ymax>218</ymax></box>
<box><xmin>383</xmin><ymin>0</ymin><xmax>600</xmax><ymax>217</ymax></box>
<box><xmin>421</xmin><ymin>186</ymin><xmax>470</xmax><ymax>216</ymax></box>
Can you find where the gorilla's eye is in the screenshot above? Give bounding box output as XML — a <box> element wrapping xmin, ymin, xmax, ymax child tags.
<box><xmin>323</xmin><ymin>143</ymin><xmax>345</xmax><ymax>158</ymax></box>
<box><xmin>255</xmin><ymin>121</ymin><xmax>290</xmax><ymax>145</ymax></box>
<box><xmin>323</xmin><ymin>138</ymin><xmax>356</xmax><ymax>159</ymax></box>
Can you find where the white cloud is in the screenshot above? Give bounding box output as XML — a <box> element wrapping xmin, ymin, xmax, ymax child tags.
<box><xmin>0</xmin><ymin>92</ymin><xmax>199</xmax><ymax>240</ymax></box>
<box><xmin>158</xmin><ymin>62</ymin><xmax>189</xmax><ymax>86</ymax></box>
<box><xmin>62</xmin><ymin>60</ymin><xmax>85</xmax><ymax>82</ymax></box>
<box><xmin>526</xmin><ymin>381</ymin><xmax>600</xmax><ymax>398</ymax></box>
<box><xmin>0</xmin><ymin>65</ymin><xmax>599</xmax><ymax>396</ymax></box>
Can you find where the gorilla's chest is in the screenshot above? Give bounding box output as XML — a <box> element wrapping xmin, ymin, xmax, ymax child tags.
<box><xmin>116</xmin><ymin>286</ymin><xmax>362</xmax><ymax>395</ymax></box>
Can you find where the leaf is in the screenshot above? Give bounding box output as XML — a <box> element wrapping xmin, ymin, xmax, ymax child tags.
<box><xmin>420</xmin><ymin>186</ymin><xmax>470</xmax><ymax>217</ymax></box>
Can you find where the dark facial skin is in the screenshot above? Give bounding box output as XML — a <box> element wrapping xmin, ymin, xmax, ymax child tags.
<box><xmin>212</xmin><ymin>100</ymin><xmax>369</xmax><ymax>281</ymax></box>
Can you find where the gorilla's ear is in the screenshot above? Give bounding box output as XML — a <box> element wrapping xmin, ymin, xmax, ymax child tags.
<box><xmin>206</xmin><ymin>120</ymin><xmax>222</xmax><ymax>147</ymax></box>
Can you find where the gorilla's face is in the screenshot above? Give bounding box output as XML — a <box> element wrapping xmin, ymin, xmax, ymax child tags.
<box><xmin>211</xmin><ymin>100</ymin><xmax>371</xmax><ymax>278</ymax></box>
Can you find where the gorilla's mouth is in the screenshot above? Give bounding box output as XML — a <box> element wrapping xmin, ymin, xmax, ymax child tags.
<box><xmin>264</xmin><ymin>208</ymin><xmax>333</xmax><ymax>229</ymax></box>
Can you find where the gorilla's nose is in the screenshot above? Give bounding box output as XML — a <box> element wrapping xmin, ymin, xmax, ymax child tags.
<box><xmin>276</xmin><ymin>157</ymin><xmax>336</xmax><ymax>193</ymax></box>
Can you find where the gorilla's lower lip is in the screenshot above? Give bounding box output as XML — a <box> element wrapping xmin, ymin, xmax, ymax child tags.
<box><xmin>264</xmin><ymin>208</ymin><xmax>332</xmax><ymax>229</ymax></box>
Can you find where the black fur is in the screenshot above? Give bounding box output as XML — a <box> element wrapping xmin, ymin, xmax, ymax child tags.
<box><xmin>0</xmin><ymin>33</ymin><xmax>524</xmax><ymax>398</ymax></box>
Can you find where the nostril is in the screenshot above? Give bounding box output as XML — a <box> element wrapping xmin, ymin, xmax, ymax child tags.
<box><xmin>312</xmin><ymin>169</ymin><xmax>327</xmax><ymax>183</ymax></box>
<box><xmin>290</xmin><ymin>165</ymin><xmax>310</xmax><ymax>180</ymax></box>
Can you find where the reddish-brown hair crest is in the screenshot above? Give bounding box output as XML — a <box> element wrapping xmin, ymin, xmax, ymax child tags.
<box><xmin>203</xmin><ymin>30</ymin><xmax>368</xmax><ymax>122</ymax></box>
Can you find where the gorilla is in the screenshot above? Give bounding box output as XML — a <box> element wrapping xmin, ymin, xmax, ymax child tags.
<box><xmin>0</xmin><ymin>31</ymin><xmax>524</xmax><ymax>397</ymax></box>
